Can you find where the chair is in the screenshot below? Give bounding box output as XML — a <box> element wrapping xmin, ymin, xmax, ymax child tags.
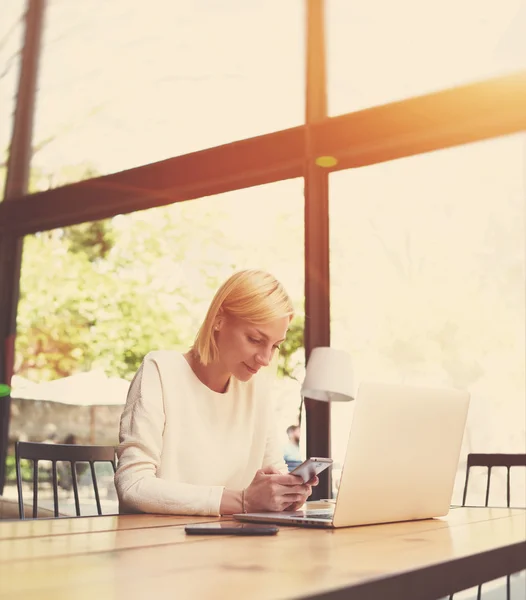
<box><xmin>15</xmin><ymin>441</ymin><xmax>116</xmax><ymax>519</ymax></box>
<box><xmin>462</xmin><ymin>453</ymin><xmax>526</xmax><ymax>508</ymax></box>
<box><xmin>449</xmin><ymin>453</ymin><xmax>526</xmax><ymax>600</ymax></box>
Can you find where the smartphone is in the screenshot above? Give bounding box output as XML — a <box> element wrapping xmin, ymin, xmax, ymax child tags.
<box><xmin>290</xmin><ymin>457</ymin><xmax>333</xmax><ymax>483</ymax></box>
<box><xmin>185</xmin><ymin>522</ymin><xmax>279</xmax><ymax>536</ymax></box>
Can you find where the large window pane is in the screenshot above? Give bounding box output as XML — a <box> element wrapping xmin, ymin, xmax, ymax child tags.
<box><xmin>9</xmin><ymin>179</ymin><xmax>305</xmax><ymax>512</ymax></box>
<box><xmin>31</xmin><ymin>0</ymin><xmax>305</xmax><ymax>190</ymax></box>
<box><xmin>0</xmin><ymin>1</ymin><xmax>26</xmax><ymax>195</ymax></box>
<box><xmin>327</xmin><ymin>0</ymin><xmax>526</xmax><ymax>115</ymax></box>
<box><xmin>330</xmin><ymin>135</ymin><xmax>526</xmax><ymax>504</ymax></box>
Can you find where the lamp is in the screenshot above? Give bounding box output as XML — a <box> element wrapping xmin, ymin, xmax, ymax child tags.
<box><xmin>301</xmin><ymin>347</ymin><xmax>354</xmax><ymax>403</ymax></box>
<box><xmin>286</xmin><ymin>348</ymin><xmax>353</xmax><ymax>476</ymax></box>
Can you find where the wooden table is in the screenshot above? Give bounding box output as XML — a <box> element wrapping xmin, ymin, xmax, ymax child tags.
<box><xmin>0</xmin><ymin>507</ymin><xmax>524</xmax><ymax>599</ymax></box>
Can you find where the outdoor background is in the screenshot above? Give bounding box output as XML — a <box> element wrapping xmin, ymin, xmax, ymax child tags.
<box><xmin>1</xmin><ymin>0</ymin><xmax>525</xmax><ymax>512</ymax></box>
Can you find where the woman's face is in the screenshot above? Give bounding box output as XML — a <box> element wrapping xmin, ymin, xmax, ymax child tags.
<box><xmin>215</xmin><ymin>314</ymin><xmax>290</xmax><ymax>381</ymax></box>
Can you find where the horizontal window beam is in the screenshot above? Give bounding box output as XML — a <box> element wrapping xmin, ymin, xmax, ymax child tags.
<box><xmin>1</xmin><ymin>70</ymin><xmax>524</xmax><ymax>234</ymax></box>
<box><xmin>0</xmin><ymin>126</ymin><xmax>304</xmax><ymax>234</ymax></box>
<box><xmin>315</xmin><ymin>70</ymin><xmax>526</xmax><ymax>171</ymax></box>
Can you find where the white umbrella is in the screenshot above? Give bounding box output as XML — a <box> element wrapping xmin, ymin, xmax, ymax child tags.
<box><xmin>12</xmin><ymin>370</ymin><xmax>130</xmax><ymax>442</ymax></box>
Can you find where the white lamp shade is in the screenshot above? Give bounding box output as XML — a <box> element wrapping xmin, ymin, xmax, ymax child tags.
<box><xmin>301</xmin><ymin>347</ymin><xmax>354</xmax><ymax>402</ymax></box>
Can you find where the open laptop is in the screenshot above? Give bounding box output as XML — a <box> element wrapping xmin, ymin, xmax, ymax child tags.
<box><xmin>235</xmin><ymin>381</ymin><xmax>470</xmax><ymax>528</ymax></box>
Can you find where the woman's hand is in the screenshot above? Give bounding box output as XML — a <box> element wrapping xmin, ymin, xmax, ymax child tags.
<box><xmin>284</xmin><ymin>473</ymin><xmax>319</xmax><ymax>512</ymax></box>
<box><xmin>243</xmin><ymin>466</ymin><xmax>319</xmax><ymax>513</ymax></box>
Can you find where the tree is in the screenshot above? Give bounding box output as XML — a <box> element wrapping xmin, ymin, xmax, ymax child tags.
<box><xmin>278</xmin><ymin>316</ymin><xmax>304</xmax><ymax>380</ymax></box>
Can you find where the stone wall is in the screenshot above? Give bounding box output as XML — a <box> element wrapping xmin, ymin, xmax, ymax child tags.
<box><xmin>8</xmin><ymin>397</ymin><xmax>122</xmax><ymax>449</ymax></box>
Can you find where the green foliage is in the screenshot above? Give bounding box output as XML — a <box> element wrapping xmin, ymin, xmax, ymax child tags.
<box><xmin>63</xmin><ymin>220</ymin><xmax>116</xmax><ymax>262</ymax></box>
<box><xmin>278</xmin><ymin>316</ymin><xmax>304</xmax><ymax>380</ymax></box>
<box><xmin>16</xmin><ymin>223</ymin><xmax>187</xmax><ymax>380</ymax></box>
<box><xmin>5</xmin><ymin>455</ymin><xmax>32</xmax><ymax>483</ymax></box>
<box><xmin>15</xmin><ymin>201</ymin><xmax>305</xmax><ymax>382</ymax></box>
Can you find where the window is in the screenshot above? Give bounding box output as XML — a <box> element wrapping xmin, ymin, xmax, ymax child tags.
<box><xmin>327</xmin><ymin>0</ymin><xmax>526</xmax><ymax>115</ymax></box>
<box><xmin>31</xmin><ymin>0</ymin><xmax>305</xmax><ymax>189</ymax></box>
<box><xmin>330</xmin><ymin>134</ymin><xmax>526</xmax><ymax>503</ymax></box>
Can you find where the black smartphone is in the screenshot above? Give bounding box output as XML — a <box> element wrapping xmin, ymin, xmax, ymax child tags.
<box><xmin>185</xmin><ymin>522</ymin><xmax>279</xmax><ymax>536</ymax></box>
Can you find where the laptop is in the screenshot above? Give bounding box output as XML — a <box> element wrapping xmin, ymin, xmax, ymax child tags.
<box><xmin>235</xmin><ymin>381</ymin><xmax>470</xmax><ymax>528</ymax></box>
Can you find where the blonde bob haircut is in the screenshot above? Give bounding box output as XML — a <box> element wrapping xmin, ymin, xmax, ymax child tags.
<box><xmin>193</xmin><ymin>269</ymin><xmax>294</xmax><ymax>366</ymax></box>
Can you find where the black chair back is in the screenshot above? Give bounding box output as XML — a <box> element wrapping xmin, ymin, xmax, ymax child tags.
<box><xmin>462</xmin><ymin>453</ymin><xmax>526</xmax><ymax>508</ymax></box>
<box><xmin>15</xmin><ymin>441</ymin><xmax>116</xmax><ymax>519</ymax></box>
<box><xmin>450</xmin><ymin>453</ymin><xmax>526</xmax><ymax>600</ymax></box>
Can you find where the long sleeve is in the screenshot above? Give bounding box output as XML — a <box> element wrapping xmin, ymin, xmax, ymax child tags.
<box><xmin>115</xmin><ymin>355</ymin><xmax>225</xmax><ymax>516</ymax></box>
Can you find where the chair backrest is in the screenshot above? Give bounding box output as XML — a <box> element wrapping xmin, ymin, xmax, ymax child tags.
<box><xmin>15</xmin><ymin>441</ymin><xmax>116</xmax><ymax>519</ymax></box>
<box><xmin>461</xmin><ymin>453</ymin><xmax>526</xmax><ymax>507</ymax></box>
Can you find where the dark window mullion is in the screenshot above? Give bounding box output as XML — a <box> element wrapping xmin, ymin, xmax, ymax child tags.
<box><xmin>304</xmin><ymin>0</ymin><xmax>331</xmax><ymax>501</ymax></box>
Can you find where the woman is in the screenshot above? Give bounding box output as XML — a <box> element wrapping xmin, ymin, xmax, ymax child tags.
<box><xmin>115</xmin><ymin>269</ymin><xmax>317</xmax><ymax>516</ymax></box>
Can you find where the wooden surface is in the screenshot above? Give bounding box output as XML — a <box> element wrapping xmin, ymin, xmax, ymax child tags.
<box><xmin>0</xmin><ymin>512</ymin><xmax>220</xmax><ymax>540</ymax></box>
<box><xmin>0</xmin><ymin>507</ymin><xmax>524</xmax><ymax>600</ymax></box>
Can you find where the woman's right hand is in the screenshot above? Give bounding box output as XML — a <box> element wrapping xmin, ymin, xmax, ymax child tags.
<box><xmin>244</xmin><ymin>465</ymin><xmax>313</xmax><ymax>512</ymax></box>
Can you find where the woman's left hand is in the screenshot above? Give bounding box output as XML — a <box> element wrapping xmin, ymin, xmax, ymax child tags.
<box><xmin>261</xmin><ymin>467</ymin><xmax>318</xmax><ymax>511</ymax></box>
<box><xmin>284</xmin><ymin>474</ymin><xmax>319</xmax><ymax>511</ymax></box>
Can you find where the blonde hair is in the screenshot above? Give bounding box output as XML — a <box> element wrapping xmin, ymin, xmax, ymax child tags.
<box><xmin>193</xmin><ymin>269</ymin><xmax>294</xmax><ymax>365</ymax></box>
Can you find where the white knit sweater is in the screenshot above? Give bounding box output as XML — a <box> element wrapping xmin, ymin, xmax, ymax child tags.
<box><xmin>115</xmin><ymin>351</ymin><xmax>287</xmax><ymax>516</ymax></box>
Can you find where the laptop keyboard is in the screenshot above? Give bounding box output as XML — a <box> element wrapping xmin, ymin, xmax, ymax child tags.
<box><xmin>304</xmin><ymin>511</ymin><xmax>333</xmax><ymax>519</ymax></box>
